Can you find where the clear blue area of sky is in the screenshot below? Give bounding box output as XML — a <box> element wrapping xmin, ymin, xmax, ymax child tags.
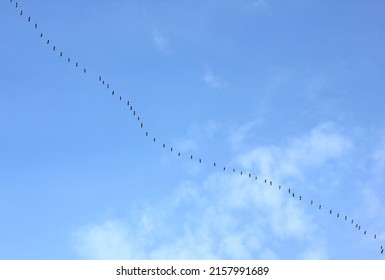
<box><xmin>1</xmin><ymin>0</ymin><xmax>385</xmax><ymax>259</ymax></box>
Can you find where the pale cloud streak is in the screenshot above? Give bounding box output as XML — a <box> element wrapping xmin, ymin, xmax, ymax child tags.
<box><xmin>203</xmin><ymin>69</ymin><xmax>229</xmax><ymax>90</ymax></box>
<box><xmin>153</xmin><ymin>30</ymin><xmax>169</xmax><ymax>54</ymax></box>
<box><xmin>251</xmin><ymin>0</ymin><xmax>267</xmax><ymax>8</ymax></box>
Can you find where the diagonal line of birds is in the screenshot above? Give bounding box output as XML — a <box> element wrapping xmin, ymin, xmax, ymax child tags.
<box><xmin>6</xmin><ymin>0</ymin><xmax>384</xmax><ymax>256</ymax></box>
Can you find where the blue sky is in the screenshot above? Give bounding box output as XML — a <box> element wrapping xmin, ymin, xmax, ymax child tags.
<box><xmin>1</xmin><ymin>0</ymin><xmax>384</xmax><ymax>259</ymax></box>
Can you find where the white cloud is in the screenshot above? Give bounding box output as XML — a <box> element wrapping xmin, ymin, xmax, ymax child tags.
<box><xmin>73</xmin><ymin>122</ymin><xmax>360</xmax><ymax>260</ymax></box>
<box><xmin>203</xmin><ymin>69</ymin><xmax>229</xmax><ymax>89</ymax></box>
<box><xmin>299</xmin><ymin>242</ymin><xmax>328</xmax><ymax>260</ymax></box>
<box><xmin>236</xmin><ymin>122</ymin><xmax>353</xmax><ymax>182</ymax></box>
<box><xmin>73</xmin><ymin>220</ymin><xmax>142</xmax><ymax>259</ymax></box>
<box><xmin>73</xmin><ymin>171</ymin><xmax>323</xmax><ymax>259</ymax></box>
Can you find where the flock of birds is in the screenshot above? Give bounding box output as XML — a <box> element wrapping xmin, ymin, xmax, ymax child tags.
<box><xmin>6</xmin><ymin>0</ymin><xmax>384</xmax><ymax>256</ymax></box>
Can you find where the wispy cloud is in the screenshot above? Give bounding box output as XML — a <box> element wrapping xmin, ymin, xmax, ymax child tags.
<box><xmin>153</xmin><ymin>30</ymin><xmax>169</xmax><ymax>54</ymax></box>
<box><xmin>251</xmin><ymin>0</ymin><xmax>267</xmax><ymax>8</ymax></box>
<box><xmin>73</xmin><ymin>220</ymin><xmax>142</xmax><ymax>259</ymax></box>
<box><xmin>236</xmin><ymin>122</ymin><xmax>353</xmax><ymax>182</ymax></box>
<box><xmin>228</xmin><ymin>120</ymin><xmax>259</xmax><ymax>152</ymax></box>
<box><xmin>73</xmin><ymin>172</ymin><xmax>321</xmax><ymax>259</ymax></box>
<box><xmin>203</xmin><ymin>69</ymin><xmax>229</xmax><ymax>90</ymax></box>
